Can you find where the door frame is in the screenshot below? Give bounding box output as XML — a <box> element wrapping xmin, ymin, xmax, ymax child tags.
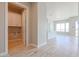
<box><xmin>5</xmin><ymin>2</ymin><xmax>29</xmax><ymax>54</ymax></box>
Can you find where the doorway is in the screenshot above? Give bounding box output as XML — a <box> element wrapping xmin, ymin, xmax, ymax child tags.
<box><xmin>8</xmin><ymin>2</ymin><xmax>28</xmax><ymax>54</ymax></box>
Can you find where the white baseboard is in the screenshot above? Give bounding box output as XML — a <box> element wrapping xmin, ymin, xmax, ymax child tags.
<box><xmin>29</xmin><ymin>42</ymin><xmax>47</xmax><ymax>48</ymax></box>
<box><xmin>38</xmin><ymin>42</ymin><xmax>47</xmax><ymax>48</ymax></box>
<box><xmin>29</xmin><ymin>43</ymin><xmax>37</xmax><ymax>48</ymax></box>
<box><xmin>0</xmin><ymin>52</ymin><xmax>8</xmax><ymax>57</ymax></box>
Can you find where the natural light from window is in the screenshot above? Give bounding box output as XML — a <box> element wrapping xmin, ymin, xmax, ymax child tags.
<box><xmin>56</xmin><ymin>23</ymin><xmax>69</xmax><ymax>32</ymax></box>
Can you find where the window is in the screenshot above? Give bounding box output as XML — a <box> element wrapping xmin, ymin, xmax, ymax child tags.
<box><xmin>75</xmin><ymin>21</ymin><xmax>78</xmax><ymax>37</ymax></box>
<box><xmin>61</xmin><ymin>23</ymin><xmax>65</xmax><ymax>32</ymax></box>
<box><xmin>66</xmin><ymin>23</ymin><xmax>69</xmax><ymax>32</ymax></box>
<box><xmin>56</xmin><ymin>24</ymin><xmax>61</xmax><ymax>31</ymax></box>
<box><xmin>56</xmin><ymin>23</ymin><xmax>69</xmax><ymax>32</ymax></box>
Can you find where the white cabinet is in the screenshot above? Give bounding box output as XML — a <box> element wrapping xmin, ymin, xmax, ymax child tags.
<box><xmin>8</xmin><ymin>11</ymin><xmax>22</xmax><ymax>26</ymax></box>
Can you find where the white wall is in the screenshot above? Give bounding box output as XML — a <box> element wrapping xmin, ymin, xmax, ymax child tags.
<box><xmin>46</xmin><ymin>2</ymin><xmax>78</xmax><ymax>22</ymax></box>
<box><xmin>29</xmin><ymin>2</ymin><xmax>48</xmax><ymax>47</ymax></box>
<box><xmin>48</xmin><ymin>22</ymin><xmax>55</xmax><ymax>33</ymax></box>
<box><xmin>37</xmin><ymin>2</ymin><xmax>48</xmax><ymax>47</ymax></box>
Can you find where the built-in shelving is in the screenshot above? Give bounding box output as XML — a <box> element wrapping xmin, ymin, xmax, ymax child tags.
<box><xmin>8</xmin><ymin>3</ymin><xmax>24</xmax><ymax>50</ymax></box>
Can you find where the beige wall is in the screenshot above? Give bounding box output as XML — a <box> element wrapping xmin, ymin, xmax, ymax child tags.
<box><xmin>31</xmin><ymin>3</ymin><xmax>38</xmax><ymax>45</ymax></box>
<box><xmin>0</xmin><ymin>2</ymin><xmax>5</xmax><ymax>54</ymax></box>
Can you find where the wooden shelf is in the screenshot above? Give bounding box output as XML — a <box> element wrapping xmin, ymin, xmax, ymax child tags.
<box><xmin>8</xmin><ymin>26</ymin><xmax>22</xmax><ymax>28</ymax></box>
<box><xmin>8</xmin><ymin>3</ymin><xmax>24</xmax><ymax>14</ymax></box>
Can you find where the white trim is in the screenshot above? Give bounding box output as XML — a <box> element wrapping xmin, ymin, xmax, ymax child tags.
<box><xmin>22</xmin><ymin>10</ymin><xmax>25</xmax><ymax>46</ymax></box>
<box><xmin>38</xmin><ymin>42</ymin><xmax>47</xmax><ymax>48</ymax></box>
<box><xmin>22</xmin><ymin>9</ymin><xmax>28</xmax><ymax>47</ymax></box>
<box><xmin>0</xmin><ymin>52</ymin><xmax>8</xmax><ymax>57</ymax></box>
<box><xmin>21</xmin><ymin>7</ymin><xmax>29</xmax><ymax>47</ymax></box>
<box><xmin>5</xmin><ymin>2</ymin><xmax>8</xmax><ymax>55</ymax></box>
<box><xmin>29</xmin><ymin>43</ymin><xmax>37</xmax><ymax>48</ymax></box>
<box><xmin>25</xmin><ymin>6</ymin><xmax>29</xmax><ymax>47</ymax></box>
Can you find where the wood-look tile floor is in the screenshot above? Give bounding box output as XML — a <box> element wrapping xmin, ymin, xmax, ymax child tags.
<box><xmin>7</xmin><ymin>35</ymin><xmax>79</xmax><ymax>57</ymax></box>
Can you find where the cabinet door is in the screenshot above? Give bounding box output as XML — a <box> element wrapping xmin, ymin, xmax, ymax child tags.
<box><xmin>8</xmin><ymin>11</ymin><xmax>22</xmax><ymax>26</ymax></box>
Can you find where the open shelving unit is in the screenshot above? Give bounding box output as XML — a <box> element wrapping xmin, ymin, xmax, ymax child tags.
<box><xmin>8</xmin><ymin>3</ymin><xmax>25</xmax><ymax>52</ymax></box>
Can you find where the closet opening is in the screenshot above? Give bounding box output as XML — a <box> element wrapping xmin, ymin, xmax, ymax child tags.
<box><xmin>8</xmin><ymin>3</ymin><xmax>27</xmax><ymax>54</ymax></box>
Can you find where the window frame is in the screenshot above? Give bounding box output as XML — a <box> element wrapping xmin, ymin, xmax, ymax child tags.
<box><xmin>56</xmin><ymin>23</ymin><xmax>69</xmax><ymax>32</ymax></box>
